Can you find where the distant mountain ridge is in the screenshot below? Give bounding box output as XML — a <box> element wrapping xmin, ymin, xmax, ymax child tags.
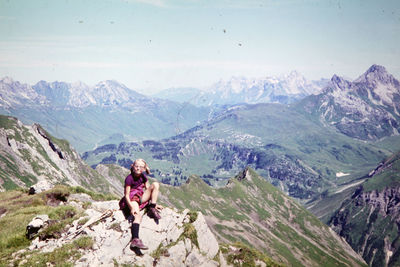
<box><xmin>298</xmin><ymin>64</ymin><xmax>400</xmax><ymax>141</ymax></box>
<box><xmin>0</xmin><ymin>78</ymin><xmax>211</xmax><ymax>152</ymax></box>
<box><xmin>82</xmin><ymin>65</ymin><xmax>400</xmax><ymax>203</ymax></box>
<box><xmin>154</xmin><ymin>71</ymin><xmax>329</xmax><ymax>106</ymax></box>
<box><xmin>1</xmin><ymin>77</ymin><xmax>147</xmax><ymax>109</ymax></box>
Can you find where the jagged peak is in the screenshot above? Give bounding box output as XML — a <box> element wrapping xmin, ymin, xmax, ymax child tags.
<box><xmin>234</xmin><ymin>166</ymin><xmax>251</xmax><ymax>182</ymax></box>
<box><xmin>35</xmin><ymin>80</ymin><xmax>49</xmax><ymax>86</ymax></box>
<box><xmin>365</xmin><ymin>64</ymin><xmax>388</xmax><ymax>75</ymax></box>
<box><xmin>330</xmin><ymin>74</ymin><xmax>351</xmax><ymax>91</ymax></box>
<box><xmin>93</xmin><ymin>80</ymin><xmax>144</xmax><ymax>98</ymax></box>
<box><xmin>355</xmin><ymin>64</ymin><xmax>396</xmax><ymax>84</ymax></box>
<box><xmin>95</xmin><ymin>80</ymin><xmax>137</xmax><ymax>92</ymax></box>
<box><xmin>225</xmin><ymin>167</ymin><xmax>255</xmax><ymax>187</ymax></box>
<box><xmin>96</xmin><ymin>79</ymin><xmax>125</xmax><ymax>87</ymax></box>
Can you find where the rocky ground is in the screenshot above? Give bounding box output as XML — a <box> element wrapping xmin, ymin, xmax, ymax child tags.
<box><xmin>14</xmin><ymin>193</ymin><xmax>223</xmax><ymax>267</ymax></box>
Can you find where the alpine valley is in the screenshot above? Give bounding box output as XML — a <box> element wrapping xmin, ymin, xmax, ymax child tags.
<box><xmin>1</xmin><ymin>65</ymin><xmax>400</xmax><ymax>266</ymax></box>
<box><xmin>0</xmin><ymin>115</ymin><xmax>366</xmax><ymax>266</ymax></box>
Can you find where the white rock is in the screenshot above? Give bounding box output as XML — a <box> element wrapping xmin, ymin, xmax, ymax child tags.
<box><xmin>30</xmin><ymin>180</ymin><xmax>53</xmax><ymax>193</ymax></box>
<box><xmin>193</xmin><ymin>212</ymin><xmax>219</xmax><ymax>259</ymax></box>
<box><xmin>90</xmin><ymin>200</ymin><xmax>119</xmax><ymax>212</ymax></box>
<box><xmin>157</xmin><ymin>240</ymin><xmax>187</xmax><ymax>267</ymax></box>
<box><xmin>69</xmin><ymin>193</ymin><xmax>94</xmax><ymax>203</ymax></box>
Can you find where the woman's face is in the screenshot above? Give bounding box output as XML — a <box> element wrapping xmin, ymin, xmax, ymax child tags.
<box><xmin>133</xmin><ymin>162</ymin><xmax>145</xmax><ymax>175</ymax></box>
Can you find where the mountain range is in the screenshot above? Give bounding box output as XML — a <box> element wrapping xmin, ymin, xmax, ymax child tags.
<box><xmin>82</xmin><ymin>102</ymin><xmax>388</xmax><ymax>200</ymax></box>
<box><xmin>0</xmin><ymin>77</ymin><xmax>211</xmax><ymax>152</ymax></box>
<box><xmin>154</xmin><ymin>71</ymin><xmax>328</xmax><ymax>106</ymax></box>
<box><xmin>297</xmin><ymin>65</ymin><xmax>400</xmax><ymax>141</ymax></box>
<box><xmin>1</xmin><ymin>64</ymin><xmax>400</xmax><ymax>266</ymax></box>
<box><xmin>83</xmin><ymin>65</ymin><xmax>400</xmax><ymax>203</ymax></box>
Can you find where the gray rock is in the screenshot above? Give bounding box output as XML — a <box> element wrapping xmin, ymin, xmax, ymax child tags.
<box><xmin>68</xmin><ymin>193</ymin><xmax>94</xmax><ymax>203</ymax></box>
<box><xmin>29</xmin><ymin>180</ymin><xmax>53</xmax><ymax>194</ymax></box>
<box><xmin>193</xmin><ymin>212</ymin><xmax>219</xmax><ymax>259</ymax></box>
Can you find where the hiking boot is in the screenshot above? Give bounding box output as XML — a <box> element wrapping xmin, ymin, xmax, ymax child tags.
<box><xmin>130</xmin><ymin>238</ymin><xmax>148</xmax><ymax>250</ymax></box>
<box><xmin>147</xmin><ymin>206</ymin><xmax>161</xmax><ymax>220</ymax></box>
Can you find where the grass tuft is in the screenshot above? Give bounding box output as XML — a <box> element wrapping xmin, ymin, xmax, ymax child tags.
<box><xmin>222</xmin><ymin>242</ymin><xmax>284</xmax><ymax>267</ymax></box>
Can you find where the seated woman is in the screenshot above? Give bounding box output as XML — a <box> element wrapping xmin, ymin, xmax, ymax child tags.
<box><xmin>119</xmin><ymin>158</ymin><xmax>161</xmax><ymax>250</ymax></box>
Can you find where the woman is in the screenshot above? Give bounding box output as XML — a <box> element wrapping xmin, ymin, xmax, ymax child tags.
<box><xmin>120</xmin><ymin>158</ymin><xmax>161</xmax><ymax>250</ymax></box>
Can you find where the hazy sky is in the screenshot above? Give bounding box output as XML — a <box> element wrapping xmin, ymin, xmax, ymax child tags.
<box><xmin>1</xmin><ymin>0</ymin><xmax>399</xmax><ymax>93</ymax></box>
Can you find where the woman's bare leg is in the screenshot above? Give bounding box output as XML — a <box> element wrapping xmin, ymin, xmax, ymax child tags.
<box><xmin>142</xmin><ymin>182</ymin><xmax>160</xmax><ymax>204</ymax></box>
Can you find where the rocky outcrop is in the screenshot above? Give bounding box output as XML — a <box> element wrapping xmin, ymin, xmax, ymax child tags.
<box><xmin>20</xmin><ymin>198</ymin><xmax>221</xmax><ymax>267</ymax></box>
<box><xmin>35</xmin><ymin>124</ymin><xmax>64</xmax><ymax>159</ymax></box>
<box><xmin>26</xmin><ymin>214</ymin><xmax>50</xmax><ymax>239</ymax></box>
<box><xmin>0</xmin><ymin>115</ymin><xmax>118</xmax><ymax>194</ymax></box>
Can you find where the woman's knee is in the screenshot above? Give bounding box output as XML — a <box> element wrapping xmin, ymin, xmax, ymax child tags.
<box><xmin>152</xmin><ymin>182</ymin><xmax>160</xmax><ymax>190</ymax></box>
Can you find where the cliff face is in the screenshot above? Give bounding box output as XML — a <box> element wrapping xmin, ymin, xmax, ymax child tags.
<box><xmin>329</xmin><ymin>151</ymin><xmax>400</xmax><ymax>267</ymax></box>
<box><xmin>355</xmin><ymin>188</ymin><xmax>400</xmax><ymax>222</ymax></box>
<box><xmin>330</xmin><ymin>187</ymin><xmax>400</xmax><ymax>267</ymax></box>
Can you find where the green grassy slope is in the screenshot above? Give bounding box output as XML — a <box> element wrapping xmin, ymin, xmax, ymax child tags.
<box><xmin>159</xmin><ymin>168</ymin><xmax>366</xmax><ymax>267</ymax></box>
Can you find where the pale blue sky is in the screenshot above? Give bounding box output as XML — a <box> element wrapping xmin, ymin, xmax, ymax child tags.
<box><xmin>1</xmin><ymin>0</ymin><xmax>399</xmax><ymax>93</ymax></box>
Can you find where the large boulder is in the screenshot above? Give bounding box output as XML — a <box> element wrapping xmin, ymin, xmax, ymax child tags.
<box><xmin>29</xmin><ymin>180</ymin><xmax>53</xmax><ymax>194</ymax></box>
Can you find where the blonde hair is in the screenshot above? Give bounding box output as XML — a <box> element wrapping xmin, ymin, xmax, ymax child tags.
<box><xmin>131</xmin><ymin>158</ymin><xmax>150</xmax><ymax>175</ymax></box>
